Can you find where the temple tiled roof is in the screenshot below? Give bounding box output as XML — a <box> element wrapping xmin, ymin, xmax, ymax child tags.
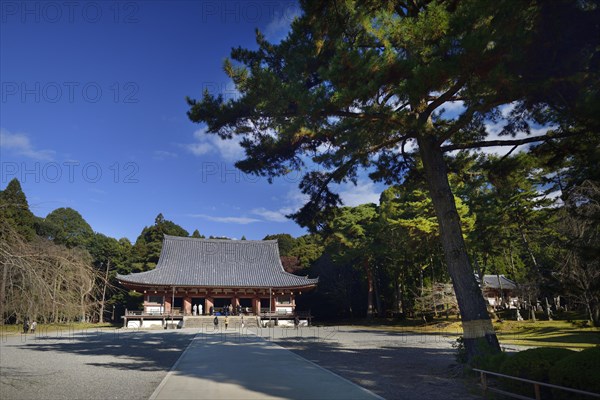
<box><xmin>117</xmin><ymin>235</ymin><xmax>318</xmax><ymax>288</ymax></box>
<box><xmin>479</xmin><ymin>274</ymin><xmax>518</xmax><ymax>290</ymax></box>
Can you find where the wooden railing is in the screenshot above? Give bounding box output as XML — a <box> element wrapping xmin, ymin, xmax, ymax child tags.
<box><xmin>124</xmin><ymin>309</ymin><xmax>181</xmax><ymax>317</ymax></box>
<box><xmin>124</xmin><ymin>309</ymin><xmax>311</xmax><ymax>318</ymax></box>
<box><xmin>473</xmin><ymin>368</ymin><xmax>600</xmax><ymax>400</ymax></box>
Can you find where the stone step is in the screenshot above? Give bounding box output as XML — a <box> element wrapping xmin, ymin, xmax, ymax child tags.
<box><xmin>183</xmin><ymin>316</ymin><xmax>260</xmax><ymax>328</ymax></box>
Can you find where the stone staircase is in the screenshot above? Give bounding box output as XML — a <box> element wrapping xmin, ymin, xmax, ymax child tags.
<box><xmin>183</xmin><ymin>315</ymin><xmax>260</xmax><ymax>329</ymax></box>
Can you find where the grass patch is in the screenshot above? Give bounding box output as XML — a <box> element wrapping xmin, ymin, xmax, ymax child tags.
<box><xmin>493</xmin><ymin>320</ymin><xmax>600</xmax><ymax>349</ymax></box>
<box><xmin>322</xmin><ymin>316</ymin><xmax>599</xmax><ymax>349</ymax></box>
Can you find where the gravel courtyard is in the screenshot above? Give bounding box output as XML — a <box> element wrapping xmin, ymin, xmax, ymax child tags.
<box><xmin>0</xmin><ymin>328</ymin><xmax>196</xmax><ymax>400</ymax></box>
<box><xmin>253</xmin><ymin>325</ymin><xmax>482</xmax><ymax>400</ymax></box>
<box><xmin>1</xmin><ymin>325</ymin><xmax>482</xmax><ymax>400</ymax></box>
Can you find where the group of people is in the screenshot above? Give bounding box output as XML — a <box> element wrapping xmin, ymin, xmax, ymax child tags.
<box><xmin>22</xmin><ymin>319</ymin><xmax>37</xmax><ymax>334</ymax></box>
<box><xmin>212</xmin><ymin>314</ymin><xmax>245</xmax><ymax>330</ymax></box>
<box><xmin>208</xmin><ymin>304</ymin><xmax>244</xmax><ymax>316</ymax></box>
<box><xmin>192</xmin><ymin>303</ymin><xmax>203</xmax><ymax>316</ymax></box>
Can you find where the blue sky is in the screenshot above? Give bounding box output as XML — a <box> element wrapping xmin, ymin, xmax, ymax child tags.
<box><xmin>0</xmin><ymin>1</ymin><xmax>383</xmax><ymax>241</ymax></box>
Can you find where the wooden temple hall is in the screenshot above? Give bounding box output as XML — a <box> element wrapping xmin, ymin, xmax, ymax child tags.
<box><xmin>117</xmin><ymin>235</ymin><xmax>318</xmax><ymax>328</ymax></box>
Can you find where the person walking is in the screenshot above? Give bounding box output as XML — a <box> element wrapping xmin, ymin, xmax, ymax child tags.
<box><xmin>224</xmin><ymin>315</ymin><xmax>229</xmax><ymax>330</ymax></box>
<box><xmin>23</xmin><ymin>319</ymin><xmax>29</xmax><ymax>334</ymax></box>
<box><xmin>192</xmin><ymin>304</ymin><xmax>197</xmax><ymax>316</ymax></box>
<box><xmin>213</xmin><ymin>315</ymin><xmax>219</xmax><ymax>330</ymax></box>
<box><xmin>30</xmin><ymin>321</ymin><xmax>37</xmax><ymax>334</ymax></box>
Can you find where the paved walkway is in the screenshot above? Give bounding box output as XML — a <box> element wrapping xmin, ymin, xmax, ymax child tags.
<box><xmin>150</xmin><ymin>330</ymin><xmax>383</xmax><ymax>400</ymax></box>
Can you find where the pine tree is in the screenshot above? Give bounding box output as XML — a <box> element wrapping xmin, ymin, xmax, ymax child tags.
<box><xmin>187</xmin><ymin>1</ymin><xmax>598</xmax><ymax>359</ymax></box>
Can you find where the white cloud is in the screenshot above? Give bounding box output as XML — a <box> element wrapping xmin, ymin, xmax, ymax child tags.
<box><xmin>0</xmin><ymin>128</ymin><xmax>55</xmax><ymax>160</ymax></box>
<box><xmin>439</xmin><ymin>100</ymin><xmax>465</xmax><ymax>117</ymax></box>
<box><xmin>251</xmin><ymin>207</ymin><xmax>292</xmax><ymax>222</ymax></box>
<box><xmin>251</xmin><ymin>180</ymin><xmax>381</xmax><ymax>221</ymax></box>
<box><xmin>535</xmin><ymin>189</ymin><xmax>564</xmax><ymax>208</ymax></box>
<box><xmin>185</xmin><ymin>128</ymin><xmax>244</xmax><ymax>161</ymax></box>
<box><xmin>440</xmin><ymin>103</ymin><xmax>554</xmax><ymax>157</ymax></box>
<box><xmin>264</xmin><ymin>4</ymin><xmax>301</xmax><ymax>42</ymax></box>
<box><xmin>474</xmin><ymin>122</ymin><xmax>551</xmax><ymax>157</ymax></box>
<box><xmin>88</xmin><ymin>188</ymin><xmax>107</xmax><ymax>195</ymax></box>
<box><xmin>187</xmin><ymin>213</ymin><xmax>261</xmax><ymax>225</ymax></box>
<box><xmin>338</xmin><ymin>180</ymin><xmax>381</xmax><ymax>207</ymax></box>
<box><xmin>187</xmin><ymin>142</ymin><xmax>213</xmax><ymax>156</ymax></box>
<box><xmin>500</xmin><ymin>102</ymin><xmax>517</xmax><ymax>118</ymax></box>
<box><xmin>153</xmin><ymin>150</ymin><xmax>178</xmax><ymax>160</ymax></box>
<box><xmin>248</xmin><ymin>188</ymin><xmax>309</xmax><ymax>223</ymax></box>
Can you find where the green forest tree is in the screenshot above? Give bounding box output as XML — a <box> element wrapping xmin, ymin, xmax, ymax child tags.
<box><xmin>0</xmin><ymin>178</ymin><xmax>36</xmax><ymax>240</ymax></box>
<box><xmin>324</xmin><ymin>204</ymin><xmax>379</xmax><ymax>315</ymax></box>
<box><xmin>40</xmin><ymin>207</ymin><xmax>94</xmax><ymax>248</ymax></box>
<box><xmin>130</xmin><ymin>213</ymin><xmax>189</xmax><ymax>272</ymax></box>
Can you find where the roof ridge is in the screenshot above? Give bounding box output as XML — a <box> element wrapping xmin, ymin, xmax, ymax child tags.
<box><xmin>163</xmin><ymin>234</ymin><xmax>278</xmax><ymax>244</ymax></box>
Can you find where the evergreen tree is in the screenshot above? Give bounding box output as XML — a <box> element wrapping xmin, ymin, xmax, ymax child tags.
<box><xmin>263</xmin><ymin>233</ymin><xmax>296</xmax><ymax>255</ymax></box>
<box><xmin>0</xmin><ymin>178</ymin><xmax>36</xmax><ymax>240</ymax></box>
<box><xmin>42</xmin><ymin>207</ymin><xmax>94</xmax><ymax>248</ymax></box>
<box><xmin>191</xmin><ymin>229</ymin><xmax>205</xmax><ymax>238</ymax></box>
<box><xmin>131</xmin><ymin>213</ymin><xmax>189</xmax><ymax>271</ymax></box>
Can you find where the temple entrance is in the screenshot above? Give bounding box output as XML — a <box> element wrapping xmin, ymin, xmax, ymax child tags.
<box><xmin>260</xmin><ymin>298</ymin><xmax>271</xmax><ymax>313</ymax></box>
<box><xmin>239</xmin><ymin>298</ymin><xmax>252</xmax><ymax>314</ymax></box>
<box><xmin>191</xmin><ymin>297</ymin><xmax>205</xmax><ymax>315</ymax></box>
<box><xmin>213</xmin><ymin>298</ymin><xmax>230</xmax><ymax>315</ymax></box>
<box><xmin>173</xmin><ymin>297</ymin><xmax>183</xmax><ymax>314</ymax></box>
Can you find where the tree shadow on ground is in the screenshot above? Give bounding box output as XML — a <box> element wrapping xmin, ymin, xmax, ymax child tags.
<box><xmin>241</xmin><ymin>326</ymin><xmax>480</xmax><ymax>400</ymax></box>
<box><xmin>5</xmin><ymin>327</ymin><xmax>481</xmax><ymax>400</ymax></box>
<box><xmin>269</xmin><ymin>337</ymin><xmax>480</xmax><ymax>400</ymax></box>
<box><xmin>12</xmin><ymin>328</ymin><xmax>195</xmax><ymax>371</ymax></box>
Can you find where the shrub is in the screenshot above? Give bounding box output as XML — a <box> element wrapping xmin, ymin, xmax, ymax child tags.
<box><xmin>472</xmin><ymin>351</ymin><xmax>509</xmax><ymax>373</ymax></box>
<box><xmin>454</xmin><ymin>336</ymin><xmax>501</xmax><ymax>366</ymax></box>
<box><xmin>499</xmin><ymin>347</ymin><xmax>575</xmax><ymax>397</ymax></box>
<box><xmin>549</xmin><ymin>347</ymin><xmax>600</xmax><ymax>399</ymax></box>
<box><xmin>453</xmin><ymin>336</ymin><xmax>468</xmax><ymax>364</ymax></box>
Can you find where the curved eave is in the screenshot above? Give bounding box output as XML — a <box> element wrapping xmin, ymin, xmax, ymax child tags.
<box><xmin>116</xmin><ymin>274</ymin><xmax>318</xmax><ymax>290</ymax></box>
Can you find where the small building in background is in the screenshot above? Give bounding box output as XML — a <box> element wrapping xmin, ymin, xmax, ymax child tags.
<box><xmin>478</xmin><ymin>274</ymin><xmax>519</xmax><ymax>309</ymax></box>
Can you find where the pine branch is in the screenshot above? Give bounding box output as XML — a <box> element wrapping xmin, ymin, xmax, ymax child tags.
<box><xmin>440</xmin><ymin>130</ymin><xmax>580</xmax><ymax>152</ymax></box>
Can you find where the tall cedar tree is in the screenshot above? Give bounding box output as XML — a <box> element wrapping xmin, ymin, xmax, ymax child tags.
<box><xmin>187</xmin><ymin>1</ymin><xmax>598</xmax><ymax>359</ymax></box>
<box><xmin>0</xmin><ymin>178</ymin><xmax>36</xmax><ymax>240</ymax></box>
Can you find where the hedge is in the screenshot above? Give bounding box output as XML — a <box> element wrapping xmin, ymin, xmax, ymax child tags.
<box><xmin>498</xmin><ymin>347</ymin><xmax>575</xmax><ymax>397</ymax></box>
<box><xmin>549</xmin><ymin>347</ymin><xmax>600</xmax><ymax>399</ymax></box>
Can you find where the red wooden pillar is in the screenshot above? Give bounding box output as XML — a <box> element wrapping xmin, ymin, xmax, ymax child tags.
<box><xmin>232</xmin><ymin>295</ymin><xmax>240</xmax><ymax>314</ymax></box>
<box><xmin>252</xmin><ymin>297</ymin><xmax>260</xmax><ymax>315</ymax></box>
<box><xmin>164</xmin><ymin>296</ymin><xmax>172</xmax><ymax>314</ymax></box>
<box><xmin>205</xmin><ymin>297</ymin><xmax>214</xmax><ymax>315</ymax></box>
<box><xmin>183</xmin><ymin>296</ymin><xmax>192</xmax><ymax>315</ymax></box>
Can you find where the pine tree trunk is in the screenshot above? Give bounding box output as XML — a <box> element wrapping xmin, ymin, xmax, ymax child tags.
<box><xmin>418</xmin><ymin>134</ymin><xmax>500</xmax><ymax>360</ymax></box>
